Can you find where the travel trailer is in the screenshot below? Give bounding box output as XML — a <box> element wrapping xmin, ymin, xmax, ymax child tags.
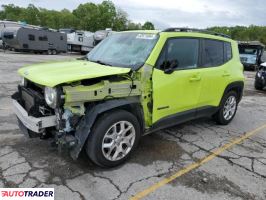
<box><xmin>2</xmin><ymin>26</ymin><xmax>67</xmax><ymax>54</ymax></box>
<box><xmin>0</xmin><ymin>20</ymin><xmax>39</xmax><ymax>49</ymax></box>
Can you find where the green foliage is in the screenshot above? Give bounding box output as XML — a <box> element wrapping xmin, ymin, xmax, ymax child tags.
<box><xmin>0</xmin><ymin>1</ymin><xmax>155</xmax><ymax>32</ymax></box>
<box><xmin>208</xmin><ymin>26</ymin><xmax>266</xmax><ymax>45</ymax></box>
<box><xmin>142</xmin><ymin>21</ymin><xmax>155</xmax><ymax>30</ymax></box>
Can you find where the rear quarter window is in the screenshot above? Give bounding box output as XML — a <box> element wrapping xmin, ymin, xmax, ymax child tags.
<box><xmin>224</xmin><ymin>42</ymin><xmax>232</xmax><ymax>62</ymax></box>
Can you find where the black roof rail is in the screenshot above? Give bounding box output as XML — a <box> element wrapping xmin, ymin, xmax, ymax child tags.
<box><xmin>162</xmin><ymin>27</ymin><xmax>231</xmax><ymax>39</ymax></box>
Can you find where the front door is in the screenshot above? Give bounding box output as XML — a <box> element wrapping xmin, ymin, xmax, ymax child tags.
<box><xmin>152</xmin><ymin>38</ymin><xmax>202</xmax><ymax>123</ymax></box>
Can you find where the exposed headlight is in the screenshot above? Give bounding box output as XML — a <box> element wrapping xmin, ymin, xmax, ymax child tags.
<box><xmin>257</xmin><ymin>71</ymin><xmax>262</xmax><ymax>78</ymax></box>
<box><xmin>44</xmin><ymin>87</ymin><xmax>58</xmax><ymax>108</ymax></box>
<box><xmin>21</xmin><ymin>77</ymin><xmax>25</xmax><ymax>86</ymax></box>
<box><xmin>21</xmin><ymin>77</ymin><xmax>28</xmax><ymax>86</ymax></box>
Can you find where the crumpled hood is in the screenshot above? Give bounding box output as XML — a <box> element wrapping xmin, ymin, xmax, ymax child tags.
<box><xmin>18</xmin><ymin>60</ymin><xmax>131</xmax><ymax>87</ymax></box>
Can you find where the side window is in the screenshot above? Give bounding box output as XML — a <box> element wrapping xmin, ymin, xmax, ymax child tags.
<box><xmin>39</xmin><ymin>36</ymin><xmax>48</xmax><ymax>41</ymax></box>
<box><xmin>157</xmin><ymin>38</ymin><xmax>199</xmax><ymax>70</ymax></box>
<box><xmin>202</xmin><ymin>39</ymin><xmax>224</xmax><ymax>67</ymax></box>
<box><xmin>28</xmin><ymin>34</ymin><xmax>35</xmax><ymax>41</ymax></box>
<box><xmin>224</xmin><ymin>42</ymin><xmax>232</xmax><ymax>62</ymax></box>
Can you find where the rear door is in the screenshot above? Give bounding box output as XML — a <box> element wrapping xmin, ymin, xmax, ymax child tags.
<box><xmin>152</xmin><ymin>38</ymin><xmax>203</xmax><ymax>123</ymax></box>
<box><xmin>197</xmin><ymin>39</ymin><xmax>232</xmax><ymax>109</ymax></box>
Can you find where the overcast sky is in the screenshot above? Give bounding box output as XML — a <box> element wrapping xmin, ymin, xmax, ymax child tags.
<box><xmin>1</xmin><ymin>0</ymin><xmax>265</xmax><ymax>29</ymax></box>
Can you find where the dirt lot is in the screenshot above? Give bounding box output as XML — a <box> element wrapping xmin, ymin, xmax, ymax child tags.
<box><xmin>0</xmin><ymin>51</ymin><xmax>266</xmax><ymax>200</ymax></box>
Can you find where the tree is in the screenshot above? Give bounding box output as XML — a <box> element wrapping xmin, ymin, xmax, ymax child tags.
<box><xmin>73</xmin><ymin>3</ymin><xmax>100</xmax><ymax>31</ymax></box>
<box><xmin>1</xmin><ymin>4</ymin><xmax>25</xmax><ymax>21</ymax></box>
<box><xmin>127</xmin><ymin>21</ymin><xmax>142</xmax><ymax>30</ymax></box>
<box><xmin>142</xmin><ymin>21</ymin><xmax>155</xmax><ymax>30</ymax></box>
<box><xmin>0</xmin><ymin>2</ymin><xmax>158</xmax><ymax>32</ymax></box>
<box><xmin>21</xmin><ymin>4</ymin><xmax>40</xmax><ymax>25</ymax></box>
<box><xmin>113</xmin><ymin>8</ymin><xmax>128</xmax><ymax>31</ymax></box>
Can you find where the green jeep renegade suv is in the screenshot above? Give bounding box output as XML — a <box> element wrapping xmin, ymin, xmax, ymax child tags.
<box><xmin>12</xmin><ymin>28</ymin><xmax>244</xmax><ymax>167</ymax></box>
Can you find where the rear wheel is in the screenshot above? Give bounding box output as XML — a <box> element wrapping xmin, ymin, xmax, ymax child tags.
<box><xmin>86</xmin><ymin>110</ymin><xmax>141</xmax><ymax>167</ymax></box>
<box><xmin>214</xmin><ymin>91</ymin><xmax>238</xmax><ymax>125</ymax></box>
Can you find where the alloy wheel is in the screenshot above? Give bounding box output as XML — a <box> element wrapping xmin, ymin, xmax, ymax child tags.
<box><xmin>223</xmin><ymin>96</ymin><xmax>237</xmax><ymax>120</ymax></box>
<box><xmin>102</xmin><ymin>121</ymin><xmax>136</xmax><ymax>161</ymax></box>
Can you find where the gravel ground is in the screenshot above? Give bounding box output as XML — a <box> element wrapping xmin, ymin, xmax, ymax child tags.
<box><xmin>0</xmin><ymin>50</ymin><xmax>266</xmax><ymax>200</ymax></box>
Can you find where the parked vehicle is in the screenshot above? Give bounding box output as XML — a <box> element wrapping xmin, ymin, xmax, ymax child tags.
<box><xmin>60</xmin><ymin>29</ymin><xmax>94</xmax><ymax>54</ymax></box>
<box><xmin>2</xmin><ymin>26</ymin><xmax>67</xmax><ymax>54</ymax></box>
<box><xmin>93</xmin><ymin>29</ymin><xmax>114</xmax><ymax>46</ymax></box>
<box><xmin>12</xmin><ymin>28</ymin><xmax>244</xmax><ymax>167</ymax></box>
<box><xmin>0</xmin><ymin>37</ymin><xmax>2</xmax><ymax>49</ymax></box>
<box><xmin>59</xmin><ymin>28</ymin><xmax>75</xmax><ymax>34</ymax></box>
<box><xmin>238</xmin><ymin>41</ymin><xmax>265</xmax><ymax>71</ymax></box>
<box><xmin>254</xmin><ymin>62</ymin><xmax>266</xmax><ymax>90</ymax></box>
<box><xmin>0</xmin><ymin>20</ymin><xmax>40</xmax><ymax>49</ymax></box>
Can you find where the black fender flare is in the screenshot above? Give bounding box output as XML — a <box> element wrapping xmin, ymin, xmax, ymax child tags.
<box><xmin>70</xmin><ymin>97</ymin><xmax>142</xmax><ymax>160</ymax></box>
<box><xmin>222</xmin><ymin>81</ymin><xmax>244</xmax><ymax>104</ymax></box>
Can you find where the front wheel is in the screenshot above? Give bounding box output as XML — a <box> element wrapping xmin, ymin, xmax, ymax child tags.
<box><xmin>47</xmin><ymin>49</ymin><xmax>52</xmax><ymax>55</ymax></box>
<box><xmin>214</xmin><ymin>91</ymin><xmax>238</xmax><ymax>125</ymax></box>
<box><xmin>254</xmin><ymin>77</ymin><xmax>264</xmax><ymax>90</ymax></box>
<box><xmin>86</xmin><ymin>110</ymin><xmax>141</xmax><ymax>167</ymax></box>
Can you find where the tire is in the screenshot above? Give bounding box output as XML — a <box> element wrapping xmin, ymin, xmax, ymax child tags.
<box><xmin>86</xmin><ymin>110</ymin><xmax>141</xmax><ymax>167</ymax></box>
<box><xmin>47</xmin><ymin>49</ymin><xmax>52</xmax><ymax>55</ymax></box>
<box><xmin>52</xmin><ymin>49</ymin><xmax>57</xmax><ymax>55</ymax></box>
<box><xmin>254</xmin><ymin>78</ymin><xmax>264</xmax><ymax>90</ymax></box>
<box><xmin>214</xmin><ymin>91</ymin><xmax>238</xmax><ymax>125</ymax></box>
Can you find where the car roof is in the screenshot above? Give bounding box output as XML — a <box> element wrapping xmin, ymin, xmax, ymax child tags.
<box><xmin>122</xmin><ymin>30</ymin><xmax>160</xmax><ymax>34</ymax></box>
<box><xmin>121</xmin><ymin>29</ymin><xmax>234</xmax><ymax>42</ymax></box>
<box><xmin>159</xmin><ymin>31</ymin><xmax>234</xmax><ymax>42</ymax></box>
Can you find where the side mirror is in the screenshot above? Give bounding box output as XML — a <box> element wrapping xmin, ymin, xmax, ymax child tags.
<box><xmin>163</xmin><ymin>60</ymin><xmax>179</xmax><ymax>74</ymax></box>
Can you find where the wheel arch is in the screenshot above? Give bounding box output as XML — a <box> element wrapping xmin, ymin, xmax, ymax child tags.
<box><xmin>222</xmin><ymin>81</ymin><xmax>244</xmax><ymax>104</ymax></box>
<box><xmin>70</xmin><ymin>97</ymin><xmax>144</xmax><ymax>160</ymax></box>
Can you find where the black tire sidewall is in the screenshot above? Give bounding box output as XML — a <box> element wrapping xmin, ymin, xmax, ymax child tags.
<box><xmin>86</xmin><ymin>110</ymin><xmax>141</xmax><ymax>167</ymax></box>
<box><xmin>216</xmin><ymin>91</ymin><xmax>238</xmax><ymax>125</ymax></box>
<box><xmin>254</xmin><ymin>76</ymin><xmax>264</xmax><ymax>90</ymax></box>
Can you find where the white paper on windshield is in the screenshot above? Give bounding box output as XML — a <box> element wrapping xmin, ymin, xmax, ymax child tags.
<box><xmin>136</xmin><ymin>34</ymin><xmax>157</xmax><ymax>40</ymax></box>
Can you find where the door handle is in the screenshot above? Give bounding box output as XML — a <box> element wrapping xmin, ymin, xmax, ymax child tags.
<box><xmin>189</xmin><ymin>75</ymin><xmax>201</xmax><ymax>82</ymax></box>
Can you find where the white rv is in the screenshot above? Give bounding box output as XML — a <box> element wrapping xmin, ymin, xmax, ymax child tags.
<box><xmin>60</xmin><ymin>29</ymin><xmax>94</xmax><ymax>54</ymax></box>
<box><xmin>93</xmin><ymin>29</ymin><xmax>115</xmax><ymax>46</ymax></box>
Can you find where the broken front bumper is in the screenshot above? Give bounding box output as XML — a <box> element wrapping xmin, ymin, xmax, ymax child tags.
<box><xmin>12</xmin><ymin>100</ymin><xmax>57</xmax><ymax>133</ymax></box>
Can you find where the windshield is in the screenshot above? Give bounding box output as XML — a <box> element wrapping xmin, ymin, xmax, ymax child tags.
<box><xmin>87</xmin><ymin>32</ymin><xmax>158</xmax><ymax>70</ymax></box>
<box><xmin>239</xmin><ymin>47</ymin><xmax>258</xmax><ymax>55</ymax></box>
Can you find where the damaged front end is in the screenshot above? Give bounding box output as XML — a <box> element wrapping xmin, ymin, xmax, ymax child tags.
<box><xmin>12</xmin><ymin>73</ymin><xmax>143</xmax><ymax>159</ymax></box>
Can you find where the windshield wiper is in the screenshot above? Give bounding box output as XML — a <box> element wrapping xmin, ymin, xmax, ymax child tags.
<box><xmin>92</xmin><ymin>60</ymin><xmax>112</xmax><ymax>66</ymax></box>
